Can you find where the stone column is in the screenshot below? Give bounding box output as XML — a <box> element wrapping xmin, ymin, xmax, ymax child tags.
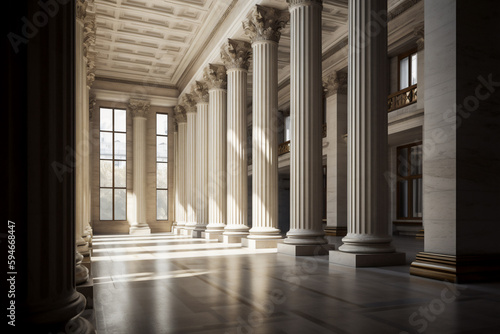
<box><xmin>75</xmin><ymin>0</ymin><xmax>90</xmax><ymax>284</ymax></box>
<box><xmin>323</xmin><ymin>72</ymin><xmax>348</xmax><ymax>238</ymax></box>
<box><xmin>278</xmin><ymin>0</ymin><xmax>328</xmax><ymax>256</ymax></box>
<box><xmin>204</xmin><ymin>64</ymin><xmax>228</xmax><ymax>240</ymax></box>
<box><xmin>182</xmin><ymin>94</ymin><xmax>198</xmax><ymax>235</ymax></box>
<box><xmin>221</xmin><ymin>39</ymin><xmax>252</xmax><ymax>243</ymax></box>
<box><xmin>329</xmin><ymin>0</ymin><xmax>405</xmax><ymax>267</ymax></box>
<box><xmin>243</xmin><ymin>5</ymin><xmax>289</xmax><ymax>249</ymax></box>
<box><xmin>191</xmin><ymin>82</ymin><xmax>210</xmax><ymax>238</ymax></box>
<box><xmin>174</xmin><ymin>106</ymin><xmax>188</xmax><ymax>234</ymax></box>
<box><xmin>129</xmin><ymin>99</ymin><xmax>151</xmax><ymax>235</ymax></box>
<box><xmin>172</xmin><ymin>117</ymin><xmax>178</xmax><ymax>230</ymax></box>
<box><xmin>9</xmin><ymin>0</ymin><xmax>93</xmax><ymax>329</ymax></box>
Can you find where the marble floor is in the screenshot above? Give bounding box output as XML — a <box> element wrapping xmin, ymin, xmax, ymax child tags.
<box><xmin>92</xmin><ymin>234</ymin><xmax>500</xmax><ymax>334</ymax></box>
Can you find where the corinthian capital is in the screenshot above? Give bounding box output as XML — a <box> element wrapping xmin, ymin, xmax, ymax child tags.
<box><xmin>76</xmin><ymin>0</ymin><xmax>88</xmax><ymax>22</ymax></box>
<box><xmin>174</xmin><ymin>105</ymin><xmax>187</xmax><ymax>123</ymax></box>
<box><xmin>220</xmin><ymin>39</ymin><xmax>252</xmax><ymax>70</ymax></box>
<box><xmin>203</xmin><ymin>64</ymin><xmax>227</xmax><ymax>90</ymax></box>
<box><xmin>191</xmin><ymin>81</ymin><xmax>209</xmax><ymax>103</ymax></box>
<box><xmin>128</xmin><ymin>99</ymin><xmax>150</xmax><ymax>118</ymax></box>
<box><xmin>323</xmin><ymin>72</ymin><xmax>348</xmax><ymax>96</ymax></box>
<box><xmin>243</xmin><ymin>5</ymin><xmax>289</xmax><ymax>43</ymax></box>
<box><xmin>181</xmin><ymin>94</ymin><xmax>197</xmax><ymax>113</ymax></box>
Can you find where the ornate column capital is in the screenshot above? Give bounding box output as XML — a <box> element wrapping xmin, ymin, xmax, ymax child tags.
<box><xmin>220</xmin><ymin>39</ymin><xmax>252</xmax><ymax>70</ymax></box>
<box><xmin>128</xmin><ymin>99</ymin><xmax>150</xmax><ymax>118</ymax></box>
<box><xmin>286</xmin><ymin>0</ymin><xmax>323</xmax><ymax>8</ymax></box>
<box><xmin>203</xmin><ymin>64</ymin><xmax>227</xmax><ymax>90</ymax></box>
<box><xmin>414</xmin><ymin>25</ymin><xmax>424</xmax><ymax>51</ymax></box>
<box><xmin>242</xmin><ymin>5</ymin><xmax>289</xmax><ymax>44</ymax></box>
<box><xmin>181</xmin><ymin>94</ymin><xmax>197</xmax><ymax>113</ymax></box>
<box><xmin>76</xmin><ymin>0</ymin><xmax>88</xmax><ymax>22</ymax></box>
<box><xmin>323</xmin><ymin>71</ymin><xmax>348</xmax><ymax>96</ymax></box>
<box><xmin>174</xmin><ymin>105</ymin><xmax>187</xmax><ymax>123</ymax></box>
<box><xmin>191</xmin><ymin>81</ymin><xmax>209</xmax><ymax>103</ymax></box>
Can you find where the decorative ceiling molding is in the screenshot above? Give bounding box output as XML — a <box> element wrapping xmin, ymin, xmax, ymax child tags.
<box><xmin>388</xmin><ymin>0</ymin><xmax>422</xmax><ymax>21</ymax></box>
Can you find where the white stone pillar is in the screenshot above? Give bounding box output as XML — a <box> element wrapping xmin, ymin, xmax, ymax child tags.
<box><xmin>329</xmin><ymin>0</ymin><xmax>404</xmax><ymax>267</ymax></box>
<box><xmin>323</xmin><ymin>72</ymin><xmax>348</xmax><ymax>238</ymax></box>
<box><xmin>279</xmin><ymin>0</ymin><xmax>328</xmax><ymax>256</ymax></box>
<box><xmin>191</xmin><ymin>81</ymin><xmax>210</xmax><ymax>238</ymax></box>
<box><xmin>129</xmin><ymin>99</ymin><xmax>151</xmax><ymax>234</ymax></box>
<box><xmin>203</xmin><ymin>64</ymin><xmax>228</xmax><ymax>240</ymax></box>
<box><xmin>243</xmin><ymin>5</ymin><xmax>289</xmax><ymax>249</ymax></box>
<box><xmin>75</xmin><ymin>2</ymin><xmax>89</xmax><ymax>284</ymax></box>
<box><xmin>174</xmin><ymin>106</ymin><xmax>188</xmax><ymax>234</ymax></box>
<box><xmin>182</xmin><ymin>94</ymin><xmax>198</xmax><ymax>235</ymax></box>
<box><xmin>221</xmin><ymin>39</ymin><xmax>252</xmax><ymax>243</ymax></box>
<box><xmin>172</xmin><ymin>118</ymin><xmax>178</xmax><ymax>230</ymax></box>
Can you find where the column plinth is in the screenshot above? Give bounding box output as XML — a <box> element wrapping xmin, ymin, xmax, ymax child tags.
<box><xmin>129</xmin><ymin>99</ymin><xmax>151</xmax><ymax>235</ymax></box>
<box><xmin>243</xmin><ymin>6</ymin><xmax>289</xmax><ymax>248</ymax></box>
<box><xmin>329</xmin><ymin>0</ymin><xmax>404</xmax><ymax>266</ymax></box>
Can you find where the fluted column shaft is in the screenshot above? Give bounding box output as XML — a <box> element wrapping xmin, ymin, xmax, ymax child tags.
<box><xmin>75</xmin><ymin>13</ymin><xmax>90</xmax><ymax>262</ymax></box>
<box><xmin>339</xmin><ymin>0</ymin><xmax>393</xmax><ymax>253</ymax></box>
<box><xmin>132</xmin><ymin>115</ymin><xmax>148</xmax><ymax>230</ymax></box>
<box><xmin>176</xmin><ymin>122</ymin><xmax>187</xmax><ymax>226</ymax></box>
<box><xmin>286</xmin><ymin>0</ymin><xmax>326</xmax><ymax>245</ymax></box>
<box><xmin>207</xmin><ymin>88</ymin><xmax>227</xmax><ymax>232</ymax></box>
<box><xmin>185</xmin><ymin>112</ymin><xmax>197</xmax><ymax>229</ymax></box>
<box><xmin>224</xmin><ymin>68</ymin><xmax>250</xmax><ymax>235</ymax></box>
<box><xmin>195</xmin><ymin>102</ymin><xmax>209</xmax><ymax>232</ymax></box>
<box><xmin>249</xmin><ymin>40</ymin><xmax>281</xmax><ymax>239</ymax></box>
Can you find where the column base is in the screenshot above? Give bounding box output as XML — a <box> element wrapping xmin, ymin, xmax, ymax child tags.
<box><xmin>76</xmin><ymin>276</ymin><xmax>94</xmax><ymax>309</ymax></box>
<box><xmin>329</xmin><ymin>250</ymin><xmax>405</xmax><ymax>267</ymax></box>
<box><xmin>324</xmin><ymin>226</ymin><xmax>347</xmax><ymax>237</ymax></box>
<box><xmin>205</xmin><ymin>231</ymin><xmax>223</xmax><ymax>241</ymax></box>
<box><xmin>192</xmin><ymin>230</ymin><xmax>206</xmax><ymax>238</ymax></box>
<box><xmin>129</xmin><ymin>226</ymin><xmax>151</xmax><ymax>235</ymax></box>
<box><xmin>223</xmin><ymin>234</ymin><xmax>249</xmax><ymax>244</ymax></box>
<box><xmin>242</xmin><ymin>237</ymin><xmax>284</xmax><ymax>249</ymax></box>
<box><xmin>410</xmin><ymin>252</ymin><xmax>500</xmax><ymax>283</ymax></box>
<box><xmin>278</xmin><ymin>243</ymin><xmax>333</xmax><ymax>256</ymax></box>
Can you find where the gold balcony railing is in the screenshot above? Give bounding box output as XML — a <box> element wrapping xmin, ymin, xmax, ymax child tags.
<box><xmin>388</xmin><ymin>84</ymin><xmax>417</xmax><ymax>112</ymax></box>
<box><xmin>278</xmin><ymin>140</ymin><xmax>291</xmax><ymax>155</ymax></box>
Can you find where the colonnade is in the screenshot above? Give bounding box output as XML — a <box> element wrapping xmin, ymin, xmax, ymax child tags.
<box><xmin>171</xmin><ymin>0</ymin><xmax>403</xmax><ymax>263</ymax></box>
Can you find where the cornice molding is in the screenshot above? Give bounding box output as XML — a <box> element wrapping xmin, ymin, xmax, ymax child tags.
<box><xmin>76</xmin><ymin>0</ymin><xmax>87</xmax><ymax>22</ymax></box>
<box><xmin>220</xmin><ymin>39</ymin><xmax>252</xmax><ymax>71</ymax></box>
<box><xmin>94</xmin><ymin>76</ymin><xmax>178</xmax><ymax>91</ymax></box>
<box><xmin>388</xmin><ymin>0</ymin><xmax>422</xmax><ymax>21</ymax></box>
<box><xmin>128</xmin><ymin>99</ymin><xmax>150</xmax><ymax>118</ymax></box>
<box><xmin>243</xmin><ymin>5</ymin><xmax>289</xmax><ymax>44</ymax></box>
<box><xmin>203</xmin><ymin>64</ymin><xmax>227</xmax><ymax>90</ymax></box>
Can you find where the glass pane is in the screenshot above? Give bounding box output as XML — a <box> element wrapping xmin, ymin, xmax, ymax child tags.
<box><xmin>100</xmin><ymin>160</ymin><xmax>113</xmax><ymax>187</ymax></box>
<box><xmin>397</xmin><ymin>147</ymin><xmax>409</xmax><ymax>177</ymax></box>
<box><xmin>413</xmin><ymin>178</ymin><xmax>423</xmax><ymax>218</ymax></box>
<box><xmin>410</xmin><ymin>145</ymin><xmax>422</xmax><ymax>175</ymax></box>
<box><xmin>114</xmin><ymin>189</ymin><xmax>126</xmax><ymax>220</ymax></box>
<box><xmin>100</xmin><ymin>132</ymin><xmax>113</xmax><ymax>159</ymax></box>
<box><xmin>157</xmin><ymin>163</ymin><xmax>168</xmax><ymax>189</ymax></box>
<box><xmin>100</xmin><ymin>108</ymin><xmax>113</xmax><ymax>131</ymax></box>
<box><xmin>115</xmin><ymin>161</ymin><xmax>126</xmax><ymax>188</ymax></box>
<box><xmin>157</xmin><ymin>114</ymin><xmax>168</xmax><ymax>135</ymax></box>
<box><xmin>411</xmin><ymin>53</ymin><xmax>418</xmax><ymax>85</ymax></box>
<box><xmin>114</xmin><ymin>133</ymin><xmax>126</xmax><ymax>160</ymax></box>
<box><xmin>157</xmin><ymin>136</ymin><xmax>168</xmax><ymax>162</ymax></box>
<box><xmin>284</xmin><ymin>116</ymin><xmax>291</xmax><ymax>141</ymax></box>
<box><xmin>100</xmin><ymin>189</ymin><xmax>113</xmax><ymax>220</ymax></box>
<box><xmin>114</xmin><ymin>109</ymin><xmax>126</xmax><ymax>132</ymax></box>
<box><xmin>157</xmin><ymin>190</ymin><xmax>168</xmax><ymax>220</ymax></box>
<box><xmin>399</xmin><ymin>56</ymin><xmax>409</xmax><ymax>90</ymax></box>
<box><xmin>398</xmin><ymin>180</ymin><xmax>408</xmax><ymax>218</ymax></box>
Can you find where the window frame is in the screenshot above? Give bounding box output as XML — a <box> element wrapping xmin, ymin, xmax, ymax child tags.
<box><xmin>99</xmin><ymin>107</ymin><xmax>127</xmax><ymax>221</ymax></box>
<box><xmin>396</xmin><ymin>141</ymin><xmax>423</xmax><ymax>221</ymax></box>
<box><xmin>397</xmin><ymin>48</ymin><xmax>418</xmax><ymax>91</ymax></box>
<box><xmin>156</xmin><ymin>112</ymin><xmax>169</xmax><ymax>221</ymax></box>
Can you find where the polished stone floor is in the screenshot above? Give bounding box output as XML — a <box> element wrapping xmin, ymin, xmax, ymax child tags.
<box><xmin>92</xmin><ymin>234</ymin><xmax>500</xmax><ymax>334</ymax></box>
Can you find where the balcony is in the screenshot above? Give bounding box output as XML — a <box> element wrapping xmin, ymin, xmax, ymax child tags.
<box><xmin>388</xmin><ymin>84</ymin><xmax>417</xmax><ymax>112</ymax></box>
